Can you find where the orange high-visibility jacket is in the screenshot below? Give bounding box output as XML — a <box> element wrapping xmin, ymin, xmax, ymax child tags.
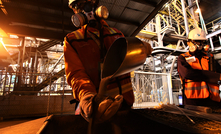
<box><xmin>180</xmin><ymin>52</ymin><xmax>220</xmax><ymax>102</ymax></box>
<box><xmin>64</xmin><ymin>20</ymin><xmax>134</xmax><ymax>105</ymax></box>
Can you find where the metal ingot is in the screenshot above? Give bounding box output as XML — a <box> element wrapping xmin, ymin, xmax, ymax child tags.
<box><xmin>102</xmin><ymin>37</ymin><xmax>152</xmax><ymax>79</ymax></box>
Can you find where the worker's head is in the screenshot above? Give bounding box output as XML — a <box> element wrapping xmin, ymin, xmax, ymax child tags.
<box><xmin>187</xmin><ymin>28</ymin><xmax>209</xmax><ymax>53</ymax></box>
<box><xmin>68</xmin><ymin>0</ymin><xmax>109</xmax><ymax>28</ymax></box>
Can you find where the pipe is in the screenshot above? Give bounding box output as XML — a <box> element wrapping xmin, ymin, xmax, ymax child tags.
<box><xmin>209</xmin><ymin>38</ymin><xmax>214</xmax><ymax>52</ymax></box>
<box><xmin>102</xmin><ymin>37</ymin><xmax>152</xmax><ymax>79</ymax></box>
<box><xmin>89</xmin><ymin>37</ymin><xmax>152</xmax><ymax>134</ymax></box>
<box><xmin>181</xmin><ymin>0</ymin><xmax>189</xmax><ymax>37</ymax></box>
<box><xmin>51</xmin><ymin>54</ymin><xmax>64</xmax><ymax>73</ymax></box>
<box><xmin>219</xmin><ymin>36</ymin><xmax>221</xmax><ymax>46</ymax></box>
<box><xmin>206</xmin><ymin>29</ymin><xmax>221</xmax><ymax>39</ymax></box>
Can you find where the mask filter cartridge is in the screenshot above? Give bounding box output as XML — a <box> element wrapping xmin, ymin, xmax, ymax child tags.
<box><xmin>71</xmin><ymin>5</ymin><xmax>109</xmax><ymax>27</ymax></box>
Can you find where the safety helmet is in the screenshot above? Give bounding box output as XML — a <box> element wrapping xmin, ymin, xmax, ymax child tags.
<box><xmin>187</xmin><ymin>28</ymin><xmax>209</xmax><ymax>53</ymax></box>
<box><xmin>68</xmin><ymin>0</ymin><xmax>77</xmax><ymax>8</ymax></box>
<box><xmin>188</xmin><ymin>27</ymin><xmax>207</xmax><ymax>40</ymax></box>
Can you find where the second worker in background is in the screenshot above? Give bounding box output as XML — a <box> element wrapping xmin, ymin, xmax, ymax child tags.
<box><xmin>177</xmin><ymin>27</ymin><xmax>221</xmax><ymax>108</ymax></box>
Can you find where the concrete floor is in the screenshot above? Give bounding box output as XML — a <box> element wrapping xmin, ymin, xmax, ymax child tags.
<box><xmin>0</xmin><ymin>116</ymin><xmax>47</xmax><ymax>134</ymax></box>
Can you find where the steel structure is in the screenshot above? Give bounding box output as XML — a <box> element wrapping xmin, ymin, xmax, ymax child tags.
<box><xmin>134</xmin><ymin>0</ymin><xmax>221</xmax><ymax>107</ymax></box>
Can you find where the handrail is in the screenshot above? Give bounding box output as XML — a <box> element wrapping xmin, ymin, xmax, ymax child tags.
<box><xmin>206</xmin><ymin>17</ymin><xmax>221</xmax><ymax>26</ymax></box>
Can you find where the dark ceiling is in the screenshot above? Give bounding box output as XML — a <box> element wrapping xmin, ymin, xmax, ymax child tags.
<box><xmin>1</xmin><ymin>0</ymin><xmax>220</xmax><ymax>41</ymax></box>
<box><xmin>0</xmin><ymin>0</ymin><xmax>168</xmax><ymax>41</ymax></box>
<box><xmin>0</xmin><ymin>0</ymin><xmax>220</xmax><ymax>68</ymax></box>
<box><xmin>199</xmin><ymin>0</ymin><xmax>221</xmax><ymax>24</ymax></box>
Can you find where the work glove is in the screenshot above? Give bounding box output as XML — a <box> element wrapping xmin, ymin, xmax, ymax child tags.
<box><xmin>80</xmin><ymin>92</ymin><xmax>123</xmax><ymax>123</ymax></box>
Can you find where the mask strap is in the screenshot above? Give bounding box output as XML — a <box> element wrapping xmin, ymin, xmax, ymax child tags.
<box><xmin>84</xmin><ymin>25</ymin><xmax>88</xmax><ymax>40</ymax></box>
<box><xmin>87</xmin><ymin>30</ymin><xmax>100</xmax><ymax>49</ymax></box>
<box><xmin>98</xmin><ymin>21</ymin><xmax>106</xmax><ymax>63</ymax></box>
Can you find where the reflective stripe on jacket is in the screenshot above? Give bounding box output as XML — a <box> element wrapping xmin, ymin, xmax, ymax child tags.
<box><xmin>64</xmin><ymin>20</ymin><xmax>134</xmax><ymax>105</ymax></box>
<box><xmin>181</xmin><ymin>52</ymin><xmax>220</xmax><ymax>102</ymax></box>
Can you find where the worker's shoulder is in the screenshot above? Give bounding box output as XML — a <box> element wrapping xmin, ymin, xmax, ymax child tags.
<box><xmin>177</xmin><ymin>54</ymin><xmax>184</xmax><ymax>59</ymax></box>
<box><xmin>65</xmin><ymin>29</ymin><xmax>84</xmax><ymax>40</ymax></box>
<box><xmin>104</xmin><ymin>26</ymin><xmax>121</xmax><ymax>33</ymax></box>
<box><xmin>180</xmin><ymin>52</ymin><xmax>190</xmax><ymax>57</ymax></box>
<box><xmin>177</xmin><ymin>52</ymin><xmax>189</xmax><ymax>61</ymax></box>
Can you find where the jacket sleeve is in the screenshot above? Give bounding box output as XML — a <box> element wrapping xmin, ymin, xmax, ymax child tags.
<box><xmin>177</xmin><ymin>55</ymin><xmax>220</xmax><ymax>84</ymax></box>
<box><xmin>63</xmin><ymin>38</ymin><xmax>97</xmax><ymax>101</ymax></box>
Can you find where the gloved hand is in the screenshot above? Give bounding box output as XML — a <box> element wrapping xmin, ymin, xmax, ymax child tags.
<box><xmin>80</xmin><ymin>92</ymin><xmax>123</xmax><ymax>123</ymax></box>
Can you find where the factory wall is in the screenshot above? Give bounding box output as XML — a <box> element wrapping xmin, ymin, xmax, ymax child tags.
<box><xmin>0</xmin><ymin>95</ymin><xmax>76</xmax><ymax>120</ymax></box>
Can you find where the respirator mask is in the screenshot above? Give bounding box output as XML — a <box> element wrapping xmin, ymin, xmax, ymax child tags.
<box><xmin>188</xmin><ymin>40</ymin><xmax>210</xmax><ymax>53</ymax></box>
<box><xmin>71</xmin><ymin>1</ymin><xmax>109</xmax><ymax>28</ymax></box>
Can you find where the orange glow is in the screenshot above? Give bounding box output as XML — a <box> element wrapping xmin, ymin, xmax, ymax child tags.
<box><xmin>9</xmin><ymin>34</ymin><xmax>19</xmax><ymax>38</ymax></box>
<box><xmin>0</xmin><ymin>38</ymin><xmax>10</xmax><ymax>57</ymax></box>
<box><xmin>195</xmin><ymin>8</ymin><xmax>201</xmax><ymax>14</ymax></box>
<box><xmin>0</xmin><ymin>0</ymin><xmax>8</xmax><ymax>15</ymax></box>
<box><xmin>0</xmin><ymin>28</ymin><xmax>9</xmax><ymax>37</ymax></box>
<box><xmin>128</xmin><ymin>49</ymin><xmax>142</xmax><ymax>55</ymax></box>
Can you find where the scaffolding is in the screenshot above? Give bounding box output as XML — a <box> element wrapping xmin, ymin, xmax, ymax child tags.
<box><xmin>131</xmin><ymin>71</ymin><xmax>174</xmax><ymax>108</ymax></box>
<box><xmin>135</xmin><ymin>0</ymin><xmax>221</xmax><ymax>108</ymax></box>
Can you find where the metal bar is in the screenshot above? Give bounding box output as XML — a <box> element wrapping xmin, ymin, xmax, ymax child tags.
<box><xmin>3</xmin><ymin>68</ymin><xmax>7</xmax><ymax>96</ymax></box>
<box><xmin>17</xmin><ymin>37</ymin><xmax>25</xmax><ymax>91</ymax></box>
<box><xmin>209</xmin><ymin>38</ymin><xmax>214</xmax><ymax>52</ymax></box>
<box><xmin>170</xmin><ymin>40</ymin><xmax>181</xmax><ymax>75</ymax></box>
<box><xmin>195</xmin><ymin>0</ymin><xmax>207</xmax><ymax>34</ymax></box>
<box><xmin>20</xmin><ymin>37</ymin><xmax>26</xmax><ymax>72</ymax></box>
<box><xmin>156</xmin><ymin>15</ymin><xmax>163</xmax><ymax>47</ymax></box>
<box><xmin>34</xmin><ymin>51</ymin><xmax>38</xmax><ymax>74</ymax></box>
<box><xmin>8</xmin><ymin>72</ymin><xmax>12</xmax><ymax>92</ymax></box>
<box><xmin>0</xmin><ymin>71</ymin><xmax>2</xmax><ymax>85</ymax></box>
<box><xmin>206</xmin><ymin>29</ymin><xmax>221</xmax><ymax>39</ymax></box>
<box><xmin>167</xmin><ymin>73</ymin><xmax>173</xmax><ymax>104</ymax></box>
<box><xmin>47</xmin><ymin>74</ymin><xmax>52</xmax><ymax>117</ymax></box>
<box><xmin>61</xmin><ymin>75</ymin><xmax>65</xmax><ymax>115</ymax></box>
<box><xmin>51</xmin><ymin>53</ymin><xmax>64</xmax><ymax>73</ymax></box>
<box><xmin>219</xmin><ymin>36</ymin><xmax>221</xmax><ymax>46</ymax></box>
<box><xmin>206</xmin><ymin>17</ymin><xmax>221</xmax><ymax>26</ymax></box>
<box><xmin>135</xmin><ymin>73</ymin><xmax>139</xmax><ymax>92</ymax></box>
<box><xmin>14</xmin><ymin>70</ymin><xmax>18</xmax><ymax>90</ymax></box>
<box><xmin>181</xmin><ymin>0</ymin><xmax>189</xmax><ymax>36</ymax></box>
<box><xmin>134</xmin><ymin>71</ymin><xmax>168</xmax><ymax>76</ymax></box>
<box><xmin>168</xmin><ymin>3</ymin><xmax>172</xmax><ymax>26</ymax></box>
<box><xmin>141</xmin><ymin>75</ymin><xmax>145</xmax><ymax>93</ymax></box>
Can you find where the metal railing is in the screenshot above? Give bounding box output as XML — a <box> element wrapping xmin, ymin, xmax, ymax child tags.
<box><xmin>206</xmin><ymin>17</ymin><xmax>221</xmax><ymax>32</ymax></box>
<box><xmin>0</xmin><ymin>70</ymin><xmax>72</xmax><ymax>96</ymax></box>
<box><xmin>0</xmin><ymin>70</ymin><xmax>75</xmax><ymax>120</ymax></box>
<box><xmin>131</xmin><ymin>71</ymin><xmax>173</xmax><ymax>109</ymax></box>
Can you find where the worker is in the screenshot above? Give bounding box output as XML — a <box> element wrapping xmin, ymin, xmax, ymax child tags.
<box><xmin>177</xmin><ymin>27</ymin><xmax>221</xmax><ymax>108</ymax></box>
<box><xmin>63</xmin><ymin>0</ymin><xmax>134</xmax><ymax>123</ymax></box>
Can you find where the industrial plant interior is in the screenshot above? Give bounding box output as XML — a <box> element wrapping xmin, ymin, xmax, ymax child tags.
<box><xmin>0</xmin><ymin>0</ymin><xmax>221</xmax><ymax>133</ymax></box>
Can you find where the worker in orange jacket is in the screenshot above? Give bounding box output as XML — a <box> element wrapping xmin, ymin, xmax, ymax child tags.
<box><xmin>64</xmin><ymin>0</ymin><xmax>134</xmax><ymax>123</ymax></box>
<box><xmin>177</xmin><ymin>27</ymin><xmax>221</xmax><ymax>107</ymax></box>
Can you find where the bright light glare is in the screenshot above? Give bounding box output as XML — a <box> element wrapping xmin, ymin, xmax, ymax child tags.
<box><xmin>128</xmin><ymin>50</ymin><xmax>142</xmax><ymax>55</ymax></box>
<box><xmin>195</xmin><ymin>8</ymin><xmax>201</xmax><ymax>13</ymax></box>
<box><xmin>0</xmin><ymin>38</ymin><xmax>9</xmax><ymax>51</ymax></box>
<box><xmin>9</xmin><ymin>34</ymin><xmax>19</xmax><ymax>38</ymax></box>
<box><xmin>9</xmin><ymin>64</ymin><xmax>19</xmax><ymax>67</ymax></box>
<box><xmin>0</xmin><ymin>38</ymin><xmax>10</xmax><ymax>56</ymax></box>
<box><xmin>0</xmin><ymin>38</ymin><xmax>4</xmax><ymax>45</ymax></box>
<box><xmin>0</xmin><ymin>28</ymin><xmax>8</xmax><ymax>37</ymax></box>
